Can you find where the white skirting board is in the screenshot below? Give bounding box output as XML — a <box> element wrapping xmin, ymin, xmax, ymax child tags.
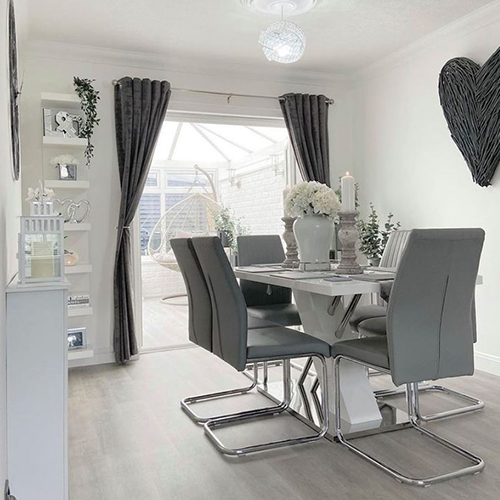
<box><xmin>475</xmin><ymin>352</ymin><xmax>500</xmax><ymax>377</ymax></box>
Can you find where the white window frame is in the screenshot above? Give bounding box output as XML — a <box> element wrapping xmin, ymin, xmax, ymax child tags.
<box><xmin>132</xmin><ymin>112</ymin><xmax>293</xmax><ymax>353</ymax></box>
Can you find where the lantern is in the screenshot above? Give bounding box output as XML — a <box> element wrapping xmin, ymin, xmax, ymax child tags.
<box><xmin>18</xmin><ymin>216</ymin><xmax>64</xmax><ymax>284</ymax></box>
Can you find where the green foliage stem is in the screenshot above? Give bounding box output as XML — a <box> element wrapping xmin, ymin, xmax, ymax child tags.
<box><xmin>73</xmin><ymin>77</ymin><xmax>100</xmax><ymax>167</ymax></box>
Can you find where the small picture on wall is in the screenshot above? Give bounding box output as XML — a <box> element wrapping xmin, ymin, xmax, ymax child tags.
<box><xmin>67</xmin><ymin>327</ymin><xmax>86</xmax><ymax>350</ymax></box>
<box><xmin>43</xmin><ymin>108</ymin><xmax>82</xmax><ymax>139</ymax></box>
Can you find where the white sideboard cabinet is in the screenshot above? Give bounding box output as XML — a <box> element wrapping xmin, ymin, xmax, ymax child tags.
<box><xmin>6</xmin><ymin>281</ymin><xmax>68</xmax><ymax>500</ymax></box>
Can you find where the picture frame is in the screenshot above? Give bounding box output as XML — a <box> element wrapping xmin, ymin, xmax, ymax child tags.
<box><xmin>67</xmin><ymin>327</ymin><xmax>86</xmax><ymax>350</ymax></box>
<box><xmin>57</xmin><ymin>163</ymin><xmax>77</xmax><ymax>181</ymax></box>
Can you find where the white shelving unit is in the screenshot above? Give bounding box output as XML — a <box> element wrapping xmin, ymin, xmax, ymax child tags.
<box><xmin>43</xmin><ymin>136</ymin><xmax>88</xmax><ymax>148</ymax></box>
<box><xmin>68</xmin><ymin>349</ymin><xmax>94</xmax><ymax>361</ymax></box>
<box><xmin>45</xmin><ymin>180</ymin><xmax>90</xmax><ymax>190</ymax></box>
<box><xmin>65</xmin><ymin>264</ymin><xmax>93</xmax><ymax>275</ymax></box>
<box><xmin>64</xmin><ymin>223</ymin><xmax>91</xmax><ymax>232</ymax></box>
<box><xmin>41</xmin><ymin>92</ymin><xmax>81</xmax><ymax>108</ymax></box>
<box><xmin>41</xmin><ymin>90</ymin><xmax>95</xmax><ymax>363</ymax></box>
<box><xmin>68</xmin><ymin>307</ymin><xmax>93</xmax><ymax>318</ymax></box>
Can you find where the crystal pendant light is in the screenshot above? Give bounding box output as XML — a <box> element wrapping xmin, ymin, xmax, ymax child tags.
<box><xmin>259</xmin><ymin>20</ymin><xmax>306</xmax><ymax>64</ymax></box>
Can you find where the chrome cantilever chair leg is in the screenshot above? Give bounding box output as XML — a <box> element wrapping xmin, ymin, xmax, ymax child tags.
<box><xmin>181</xmin><ymin>364</ymin><xmax>261</xmax><ymax>424</ymax></box>
<box><xmin>334</xmin><ymin>356</ymin><xmax>484</xmax><ymax>487</ymax></box>
<box><xmin>204</xmin><ymin>355</ymin><xmax>330</xmax><ymax>456</ymax></box>
<box><xmin>374</xmin><ymin>384</ymin><xmax>484</xmax><ymax>422</ymax></box>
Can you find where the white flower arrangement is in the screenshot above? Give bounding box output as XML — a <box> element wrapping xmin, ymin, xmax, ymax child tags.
<box><xmin>285</xmin><ymin>181</ymin><xmax>340</xmax><ymax>220</ymax></box>
<box><xmin>26</xmin><ymin>183</ymin><xmax>55</xmax><ymax>202</ymax></box>
<box><xmin>50</xmin><ymin>154</ymin><xmax>79</xmax><ymax>167</ymax></box>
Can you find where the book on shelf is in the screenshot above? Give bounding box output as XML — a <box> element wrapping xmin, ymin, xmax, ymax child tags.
<box><xmin>68</xmin><ymin>294</ymin><xmax>90</xmax><ymax>308</ymax></box>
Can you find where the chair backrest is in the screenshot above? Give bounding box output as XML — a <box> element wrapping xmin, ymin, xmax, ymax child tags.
<box><xmin>192</xmin><ymin>237</ymin><xmax>248</xmax><ymax>371</ymax></box>
<box><xmin>170</xmin><ymin>238</ymin><xmax>212</xmax><ymax>352</ymax></box>
<box><xmin>386</xmin><ymin>229</ymin><xmax>484</xmax><ymax>386</ymax></box>
<box><xmin>379</xmin><ymin>230</ymin><xmax>412</xmax><ymax>268</ymax></box>
<box><xmin>237</xmin><ymin>235</ymin><xmax>291</xmax><ymax>307</ymax></box>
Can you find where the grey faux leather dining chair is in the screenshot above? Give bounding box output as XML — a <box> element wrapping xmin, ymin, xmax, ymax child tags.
<box><xmin>348</xmin><ymin>229</ymin><xmax>484</xmax><ymax>421</ymax></box>
<box><xmin>192</xmin><ymin>236</ymin><xmax>330</xmax><ymax>456</ymax></box>
<box><xmin>332</xmin><ymin>229</ymin><xmax>485</xmax><ymax>486</ymax></box>
<box><xmin>171</xmin><ymin>238</ymin><xmax>280</xmax><ymax>425</ymax></box>
<box><xmin>349</xmin><ymin>229</ymin><xmax>411</xmax><ymax>332</ymax></box>
<box><xmin>237</xmin><ymin>235</ymin><xmax>301</xmax><ymax>326</ymax></box>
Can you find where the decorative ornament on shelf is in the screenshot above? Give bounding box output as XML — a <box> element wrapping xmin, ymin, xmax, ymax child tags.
<box><xmin>439</xmin><ymin>45</ymin><xmax>500</xmax><ymax>187</ymax></box>
<box><xmin>285</xmin><ymin>181</ymin><xmax>340</xmax><ymax>271</ymax></box>
<box><xmin>53</xmin><ymin>197</ymin><xmax>91</xmax><ymax>223</ymax></box>
<box><xmin>67</xmin><ymin>199</ymin><xmax>91</xmax><ymax>224</ymax></box>
<box><xmin>64</xmin><ymin>249</ymin><xmax>79</xmax><ymax>267</ymax></box>
<box><xmin>26</xmin><ymin>180</ymin><xmax>55</xmax><ymax>216</ymax></box>
<box><xmin>73</xmin><ymin>77</ymin><xmax>100</xmax><ymax>167</ymax></box>
<box><xmin>243</xmin><ymin>0</ymin><xmax>316</xmax><ymax>64</ymax></box>
<box><xmin>50</xmin><ymin>154</ymin><xmax>79</xmax><ymax>181</ymax></box>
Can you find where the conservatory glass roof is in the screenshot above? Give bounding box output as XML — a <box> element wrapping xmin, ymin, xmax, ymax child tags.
<box><xmin>153</xmin><ymin>121</ymin><xmax>289</xmax><ymax>163</ymax></box>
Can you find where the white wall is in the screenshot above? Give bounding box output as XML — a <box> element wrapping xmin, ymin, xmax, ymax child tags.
<box><xmin>0</xmin><ymin>0</ymin><xmax>23</xmax><ymax>485</ymax></box>
<box><xmin>219</xmin><ymin>166</ymin><xmax>286</xmax><ymax>237</ymax></box>
<box><xmin>20</xmin><ymin>42</ymin><xmax>355</xmax><ymax>363</ymax></box>
<box><xmin>353</xmin><ymin>2</ymin><xmax>500</xmax><ymax>374</ymax></box>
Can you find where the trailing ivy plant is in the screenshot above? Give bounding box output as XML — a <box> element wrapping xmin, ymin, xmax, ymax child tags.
<box><xmin>356</xmin><ymin>203</ymin><xmax>400</xmax><ymax>259</ymax></box>
<box><xmin>73</xmin><ymin>77</ymin><xmax>100</xmax><ymax>166</ymax></box>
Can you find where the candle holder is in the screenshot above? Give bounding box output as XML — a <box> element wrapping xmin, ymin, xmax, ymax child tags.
<box><xmin>336</xmin><ymin>211</ymin><xmax>363</xmax><ymax>275</ymax></box>
<box><xmin>281</xmin><ymin>216</ymin><xmax>299</xmax><ymax>268</ymax></box>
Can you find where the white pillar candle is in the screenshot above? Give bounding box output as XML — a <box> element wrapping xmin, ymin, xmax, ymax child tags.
<box><xmin>341</xmin><ymin>172</ymin><xmax>355</xmax><ymax>212</ymax></box>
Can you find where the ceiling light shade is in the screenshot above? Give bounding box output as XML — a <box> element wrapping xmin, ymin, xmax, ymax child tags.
<box><xmin>259</xmin><ymin>20</ymin><xmax>306</xmax><ymax>64</ymax></box>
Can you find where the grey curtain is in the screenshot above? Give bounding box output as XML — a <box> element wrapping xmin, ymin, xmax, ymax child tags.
<box><xmin>114</xmin><ymin>77</ymin><xmax>171</xmax><ymax>364</ymax></box>
<box><xmin>279</xmin><ymin>93</ymin><xmax>330</xmax><ymax>186</ymax></box>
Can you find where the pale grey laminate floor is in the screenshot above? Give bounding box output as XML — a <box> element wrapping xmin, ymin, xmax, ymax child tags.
<box><xmin>69</xmin><ymin>349</ymin><xmax>500</xmax><ymax>500</ymax></box>
<box><xmin>142</xmin><ymin>298</ymin><xmax>189</xmax><ymax>349</ymax></box>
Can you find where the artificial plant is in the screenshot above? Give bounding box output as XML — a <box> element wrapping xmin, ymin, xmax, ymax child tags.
<box><xmin>213</xmin><ymin>204</ymin><xmax>248</xmax><ymax>251</ymax></box>
<box><xmin>73</xmin><ymin>77</ymin><xmax>100</xmax><ymax>166</ymax></box>
<box><xmin>357</xmin><ymin>203</ymin><xmax>400</xmax><ymax>260</ymax></box>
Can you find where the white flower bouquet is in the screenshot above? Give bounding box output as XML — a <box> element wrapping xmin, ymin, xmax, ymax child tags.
<box><xmin>26</xmin><ymin>186</ymin><xmax>55</xmax><ymax>202</ymax></box>
<box><xmin>285</xmin><ymin>181</ymin><xmax>340</xmax><ymax>220</ymax></box>
<box><xmin>49</xmin><ymin>154</ymin><xmax>79</xmax><ymax>167</ymax></box>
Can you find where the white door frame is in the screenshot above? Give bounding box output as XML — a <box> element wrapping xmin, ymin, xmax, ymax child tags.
<box><xmin>132</xmin><ymin>110</ymin><xmax>291</xmax><ymax>352</ymax></box>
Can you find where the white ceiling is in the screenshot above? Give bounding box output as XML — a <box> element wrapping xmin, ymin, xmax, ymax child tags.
<box><xmin>26</xmin><ymin>0</ymin><xmax>495</xmax><ymax>74</ymax></box>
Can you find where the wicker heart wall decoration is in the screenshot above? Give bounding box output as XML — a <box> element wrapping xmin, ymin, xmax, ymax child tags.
<box><xmin>438</xmin><ymin>46</ymin><xmax>500</xmax><ymax>187</ymax></box>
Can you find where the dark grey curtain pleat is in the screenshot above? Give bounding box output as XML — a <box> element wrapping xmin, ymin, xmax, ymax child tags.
<box><xmin>279</xmin><ymin>93</ymin><xmax>330</xmax><ymax>186</ymax></box>
<box><xmin>114</xmin><ymin>77</ymin><xmax>171</xmax><ymax>363</ymax></box>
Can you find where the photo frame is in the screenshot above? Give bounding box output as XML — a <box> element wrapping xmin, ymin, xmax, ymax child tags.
<box><xmin>67</xmin><ymin>327</ymin><xmax>86</xmax><ymax>350</ymax></box>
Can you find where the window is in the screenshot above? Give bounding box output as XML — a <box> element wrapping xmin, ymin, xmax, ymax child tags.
<box><xmin>139</xmin><ymin>169</ymin><xmax>216</xmax><ymax>255</ymax></box>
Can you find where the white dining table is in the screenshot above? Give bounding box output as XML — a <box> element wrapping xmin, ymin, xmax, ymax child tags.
<box><xmin>234</xmin><ymin>267</ymin><xmax>388</xmax><ymax>433</ymax></box>
<box><xmin>235</xmin><ymin>267</ymin><xmax>484</xmax><ymax>436</ymax></box>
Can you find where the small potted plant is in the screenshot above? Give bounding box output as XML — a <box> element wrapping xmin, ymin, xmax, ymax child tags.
<box><xmin>213</xmin><ymin>204</ymin><xmax>248</xmax><ymax>254</ymax></box>
<box><xmin>357</xmin><ymin>204</ymin><xmax>400</xmax><ymax>266</ymax></box>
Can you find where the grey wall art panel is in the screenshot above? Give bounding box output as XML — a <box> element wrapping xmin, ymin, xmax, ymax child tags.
<box><xmin>439</xmin><ymin>46</ymin><xmax>500</xmax><ymax>187</ymax></box>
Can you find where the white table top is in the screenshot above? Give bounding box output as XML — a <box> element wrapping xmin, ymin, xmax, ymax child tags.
<box><xmin>234</xmin><ymin>268</ymin><xmax>484</xmax><ymax>298</ymax></box>
<box><xmin>234</xmin><ymin>268</ymin><xmax>380</xmax><ymax>297</ymax></box>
